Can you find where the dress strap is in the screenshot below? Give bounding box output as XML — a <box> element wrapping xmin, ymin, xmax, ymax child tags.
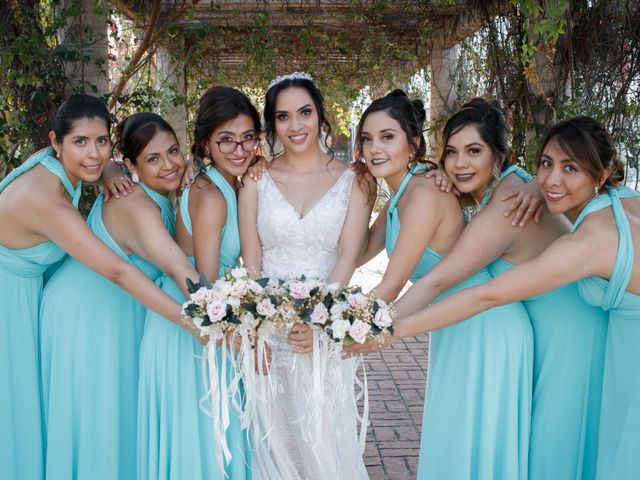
<box><xmin>178</xmin><ymin>166</ymin><xmax>236</xmax><ymax>238</ymax></box>
<box><xmin>137</xmin><ymin>182</ymin><xmax>176</xmax><ymax>234</ymax></box>
<box><xmin>573</xmin><ymin>186</ymin><xmax>640</xmax><ymax>309</ymax></box>
<box><xmin>479</xmin><ymin>165</ymin><xmax>531</xmax><ymax>209</ymax></box>
<box><xmin>388</xmin><ymin>165</ymin><xmax>430</xmax><ymax>211</ymax></box>
<box><xmin>0</xmin><ymin>148</ymin><xmax>82</xmax><ymax>206</ymax></box>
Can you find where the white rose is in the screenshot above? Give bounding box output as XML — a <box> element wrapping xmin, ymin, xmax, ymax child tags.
<box><xmin>330</xmin><ymin>301</ymin><xmax>348</xmax><ymax>320</ymax></box>
<box><xmin>289</xmin><ymin>281</ymin><xmax>311</xmax><ymax>300</ymax></box>
<box><xmin>230</xmin><ymin>280</ymin><xmax>248</xmax><ymax>298</ymax></box>
<box><xmin>231</xmin><ymin>267</ymin><xmax>248</xmax><ymax>279</ymax></box>
<box><xmin>238</xmin><ymin>312</ymin><xmax>259</xmax><ymax>334</ymax></box>
<box><xmin>310</xmin><ymin>303</ymin><xmax>329</xmax><ymax>325</ymax></box>
<box><xmin>325</xmin><ymin>282</ymin><xmax>342</xmax><ymax>293</ymax></box>
<box><xmin>349</xmin><ymin>319</ymin><xmax>372</xmax><ymax>344</ymax></box>
<box><xmin>330</xmin><ymin>319</ymin><xmax>351</xmax><ymax>340</ymax></box>
<box><xmin>347</xmin><ymin>292</ymin><xmax>367</xmax><ymax>308</ymax></box>
<box><xmin>227</xmin><ymin>296</ymin><xmax>241</xmax><ymax>309</ymax></box>
<box><xmin>206</xmin><ymin>299</ymin><xmax>227</xmax><ymax>322</ymax></box>
<box><xmin>189</xmin><ymin>287</ymin><xmax>210</xmax><ymax>304</ymax></box>
<box><xmin>373</xmin><ymin>308</ymin><xmax>393</xmax><ymax>328</ymax></box>
<box><xmin>279</xmin><ymin>303</ymin><xmax>297</xmax><ymax>319</ymax></box>
<box><xmin>256</xmin><ymin>298</ymin><xmax>277</xmax><ymax>317</ymax></box>
<box><xmin>214</xmin><ymin>280</ymin><xmax>233</xmax><ymax>297</ymax></box>
<box><xmin>247</xmin><ymin>279</ymin><xmax>264</xmax><ymax>294</ymax></box>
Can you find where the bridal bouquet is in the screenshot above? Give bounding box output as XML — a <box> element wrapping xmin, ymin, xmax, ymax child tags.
<box><xmin>323</xmin><ymin>286</ymin><xmax>395</xmax><ymax>345</ymax></box>
<box><xmin>182</xmin><ymin>267</ymin><xmax>266</xmax><ymax>341</ymax></box>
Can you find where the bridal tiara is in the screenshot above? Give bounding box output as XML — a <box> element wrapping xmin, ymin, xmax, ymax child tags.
<box><xmin>267</xmin><ymin>72</ymin><xmax>314</xmax><ymax>91</ymax></box>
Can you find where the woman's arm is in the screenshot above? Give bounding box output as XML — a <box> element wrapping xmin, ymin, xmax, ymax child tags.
<box><xmin>238</xmin><ymin>175</ymin><xmax>262</xmax><ymax>278</ymax></box>
<box><xmin>372</xmin><ymin>184</ymin><xmax>445</xmax><ymax>303</ymax></box>
<box><xmin>190</xmin><ymin>180</ymin><xmax>227</xmax><ymax>283</ymax></box>
<box><xmin>115</xmin><ymin>193</ymin><xmax>199</xmax><ymax>299</ymax></box>
<box><xmin>395</xmin><ymin>227</ymin><xmax>601</xmax><ymax>337</ymax></box>
<box><xmin>327</xmin><ymin>177</ymin><xmax>371</xmax><ymax>285</ymax></box>
<box><xmin>393</xmin><ymin>178</ymin><xmax>523</xmax><ymax>317</ymax></box>
<box><xmin>357</xmin><ymin>202</ymin><xmax>388</xmax><ymax>267</ymax></box>
<box><xmin>33</xmin><ymin>192</ymin><xmax>187</xmax><ymax>325</ymax></box>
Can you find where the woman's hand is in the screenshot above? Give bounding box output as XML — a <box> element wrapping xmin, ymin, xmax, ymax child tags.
<box><xmin>102</xmin><ymin>160</ymin><xmax>133</xmax><ymax>202</ymax></box>
<box><xmin>181</xmin><ymin>154</ymin><xmax>199</xmax><ymax>189</ymax></box>
<box><xmin>342</xmin><ymin>333</ymin><xmax>396</xmax><ymax>357</ymax></box>
<box><xmin>246</xmin><ymin>156</ymin><xmax>268</xmax><ymax>181</ymax></box>
<box><xmin>501</xmin><ymin>181</ymin><xmax>544</xmax><ymax>227</ymax></box>
<box><xmin>425</xmin><ymin>168</ymin><xmax>458</xmax><ymax>195</ymax></box>
<box><xmin>351</xmin><ymin>161</ymin><xmax>378</xmax><ymax>206</ymax></box>
<box><xmin>287</xmin><ymin>323</ymin><xmax>314</xmax><ymax>354</ymax></box>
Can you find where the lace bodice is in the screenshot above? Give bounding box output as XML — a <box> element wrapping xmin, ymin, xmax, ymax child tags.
<box><xmin>257</xmin><ymin>168</ymin><xmax>355</xmax><ymax>281</ymax></box>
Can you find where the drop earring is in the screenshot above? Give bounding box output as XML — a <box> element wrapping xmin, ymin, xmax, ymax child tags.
<box><xmin>594</xmin><ymin>185</ymin><xmax>599</xmax><ymax>197</ymax></box>
<box><xmin>131</xmin><ymin>172</ymin><xmax>140</xmax><ymax>183</ymax></box>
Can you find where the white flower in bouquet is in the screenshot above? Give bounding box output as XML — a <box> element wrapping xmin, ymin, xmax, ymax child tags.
<box><xmin>310</xmin><ymin>302</ymin><xmax>329</xmax><ymax>325</ymax></box>
<box><xmin>279</xmin><ymin>302</ymin><xmax>297</xmax><ymax>320</ymax></box>
<box><xmin>213</xmin><ymin>279</ymin><xmax>233</xmax><ymax>297</ymax></box>
<box><xmin>330</xmin><ymin>319</ymin><xmax>351</xmax><ymax>340</ymax></box>
<box><xmin>349</xmin><ymin>319</ymin><xmax>372</xmax><ymax>344</ymax></box>
<box><xmin>346</xmin><ymin>292</ymin><xmax>367</xmax><ymax>308</ymax></box>
<box><xmin>330</xmin><ymin>301</ymin><xmax>348</xmax><ymax>320</ymax></box>
<box><xmin>207</xmin><ymin>299</ymin><xmax>227</xmax><ymax>322</ymax></box>
<box><xmin>247</xmin><ymin>279</ymin><xmax>264</xmax><ymax>294</ymax></box>
<box><xmin>189</xmin><ymin>287</ymin><xmax>210</xmax><ymax>305</ymax></box>
<box><xmin>230</xmin><ymin>267</ymin><xmax>248</xmax><ymax>280</ymax></box>
<box><xmin>230</xmin><ymin>279</ymin><xmax>249</xmax><ymax>297</ymax></box>
<box><xmin>373</xmin><ymin>307</ymin><xmax>393</xmax><ymax>328</ymax></box>
<box><xmin>289</xmin><ymin>281</ymin><xmax>312</xmax><ymax>300</ymax></box>
<box><xmin>227</xmin><ymin>296</ymin><xmax>241</xmax><ymax>309</ymax></box>
<box><xmin>256</xmin><ymin>298</ymin><xmax>277</xmax><ymax>318</ymax></box>
<box><xmin>325</xmin><ymin>282</ymin><xmax>342</xmax><ymax>293</ymax></box>
<box><xmin>238</xmin><ymin>312</ymin><xmax>259</xmax><ymax>335</ymax></box>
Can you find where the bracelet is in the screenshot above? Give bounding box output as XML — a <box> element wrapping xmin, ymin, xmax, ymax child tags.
<box><xmin>388</xmin><ymin>301</ymin><xmax>398</xmax><ymax>321</ymax></box>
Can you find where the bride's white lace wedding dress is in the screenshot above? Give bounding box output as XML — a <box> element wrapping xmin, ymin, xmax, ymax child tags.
<box><xmin>251</xmin><ymin>167</ymin><xmax>369</xmax><ymax>480</ymax></box>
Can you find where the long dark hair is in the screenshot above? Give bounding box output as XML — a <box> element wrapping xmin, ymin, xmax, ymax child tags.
<box><xmin>263</xmin><ymin>76</ymin><xmax>333</xmax><ymax>159</ymax></box>
<box><xmin>192</xmin><ymin>87</ymin><xmax>261</xmax><ymax>162</ymax></box>
<box><xmin>115</xmin><ymin>112</ymin><xmax>176</xmax><ymax>163</ymax></box>
<box><xmin>536</xmin><ymin>116</ymin><xmax>625</xmax><ymax>187</ymax></box>
<box><xmin>440</xmin><ymin>98</ymin><xmax>513</xmax><ymax>177</ymax></box>
<box><xmin>50</xmin><ymin>94</ymin><xmax>111</xmax><ymax>142</ymax></box>
<box><xmin>356</xmin><ymin>89</ymin><xmax>431</xmax><ymax>170</ymax></box>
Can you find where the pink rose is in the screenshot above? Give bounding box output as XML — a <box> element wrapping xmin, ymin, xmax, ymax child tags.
<box><xmin>347</xmin><ymin>292</ymin><xmax>367</xmax><ymax>308</ymax></box>
<box><xmin>256</xmin><ymin>298</ymin><xmax>276</xmax><ymax>317</ymax></box>
<box><xmin>206</xmin><ymin>300</ymin><xmax>227</xmax><ymax>322</ymax></box>
<box><xmin>310</xmin><ymin>303</ymin><xmax>329</xmax><ymax>325</ymax></box>
<box><xmin>230</xmin><ymin>280</ymin><xmax>248</xmax><ymax>297</ymax></box>
<box><xmin>373</xmin><ymin>308</ymin><xmax>393</xmax><ymax>328</ymax></box>
<box><xmin>349</xmin><ymin>319</ymin><xmax>372</xmax><ymax>344</ymax></box>
<box><xmin>289</xmin><ymin>282</ymin><xmax>311</xmax><ymax>300</ymax></box>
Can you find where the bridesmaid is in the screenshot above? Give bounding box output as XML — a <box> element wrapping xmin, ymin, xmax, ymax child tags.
<box><xmin>137</xmin><ymin>87</ymin><xmax>259</xmax><ymax>479</ymax></box>
<box><xmin>358</xmin><ymin>117</ymin><xmax>639</xmax><ymax>479</ymax></box>
<box><xmin>40</xmin><ymin>112</ymin><xmax>201</xmax><ymax>480</ymax></box>
<box><xmin>355</xmin><ymin>91</ymin><xmax>533</xmax><ymax>479</ymax></box>
<box><xmin>0</xmin><ymin>95</ymin><xmax>191</xmax><ymax>480</ymax></box>
<box><xmin>355</xmin><ymin>99</ymin><xmax>609</xmax><ymax>479</ymax></box>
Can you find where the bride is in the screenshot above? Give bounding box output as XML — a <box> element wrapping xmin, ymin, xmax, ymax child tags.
<box><xmin>239</xmin><ymin>72</ymin><xmax>371</xmax><ymax>479</ymax></box>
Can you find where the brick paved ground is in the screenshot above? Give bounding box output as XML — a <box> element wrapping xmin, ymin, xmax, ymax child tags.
<box><xmin>359</xmin><ymin>334</ymin><xmax>429</xmax><ymax>480</ymax></box>
<box><xmin>352</xmin><ymin>249</ymin><xmax>430</xmax><ymax>480</ymax></box>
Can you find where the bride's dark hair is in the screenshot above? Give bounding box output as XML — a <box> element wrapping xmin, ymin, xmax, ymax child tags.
<box><xmin>263</xmin><ymin>76</ymin><xmax>333</xmax><ymax>160</ymax></box>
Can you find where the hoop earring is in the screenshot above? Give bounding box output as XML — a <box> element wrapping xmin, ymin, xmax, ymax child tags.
<box><xmin>131</xmin><ymin>172</ymin><xmax>140</xmax><ymax>184</ymax></box>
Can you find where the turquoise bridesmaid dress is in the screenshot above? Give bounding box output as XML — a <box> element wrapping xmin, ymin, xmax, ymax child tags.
<box><xmin>385</xmin><ymin>166</ymin><xmax>533</xmax><ymax>479</ymax></box>
<box><xmin>137</xmin><ymin>166</ymin><xmax>250</xmax><ymax>480</ymax></box>
<box><xmin>0</xmin><ymin>149</ymin><xmax>80</xmax><ymax>480</ymax></box>
<box><xmin>40</xmin><ymin>183</ymin><xmax>175</xmax><ymax>480</ymax></box>
<box><xmin>487</xmin><ymin>166</ymin><xmax>608</xmax><ymax>480</ymax></box>
<box><xmin>571</xmin><ymin>186</ymin><xmax>640</xmax><ymax>480</ymax></box>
